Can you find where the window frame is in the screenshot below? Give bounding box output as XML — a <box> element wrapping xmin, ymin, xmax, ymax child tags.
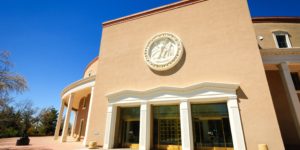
<box><xmin>272</xmin><ymin>31</ymin><xmax>292</xmax><ymax>49</ymax></box>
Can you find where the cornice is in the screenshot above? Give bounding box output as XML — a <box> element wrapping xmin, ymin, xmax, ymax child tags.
<box><xmin>260</xmin><ymin>48</ymin><xmax>300</xmax><ymax>56</ymax></box>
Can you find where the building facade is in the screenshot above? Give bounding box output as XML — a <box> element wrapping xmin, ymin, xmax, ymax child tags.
<box><xmin>54</xmin><ymin>0</ymin><xmax>300</xmax><ymax>150</ymax></box>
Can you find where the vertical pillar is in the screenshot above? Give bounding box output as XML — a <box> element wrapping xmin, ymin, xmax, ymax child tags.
<box><xmin>61</xmin><ymin>93</ymin><xmax>74</xmax><ymax>142</ymax></box>
<box><xmin>71</xmin><ymin>111</ymin><xmax>78</xmax><ymax>137</ymax></box>
<box><xmin>103</xmin><ymin>104</ymin><xmax>117</xmax><ymax>150</ymax></box>
<box><xmin>179</xmin><ymin>100</ymin><xmax>194</xmax><ymax>150</ymax></box>
<box><xmin>139</xmin><ymin>102</ymin><xmax>151</xmax><ymax>150</ymax></box>
<box><xmin>54</xmin><ymin>100</ymin><xmax>65</xmax><ymax>140</ymax></box>
<box><xmin>279</xmin><ymin>62</ymin><xmax>300</xmax><ymax>138</ymax></box>
<box><xmin>227</xmin><ymin>97</ymin><xmax>246</xmax><ymax>150</ymax></box>
<box><xmin>83</xmin><ymin>86</ymin><xmax>95</xmax><ymax>146</ymax></box>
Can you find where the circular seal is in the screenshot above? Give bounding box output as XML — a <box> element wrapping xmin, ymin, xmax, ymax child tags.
<box><xmin>144</xmin><ymin>33</ymin><xmax>184</xmax><ymax>71</ymax></box>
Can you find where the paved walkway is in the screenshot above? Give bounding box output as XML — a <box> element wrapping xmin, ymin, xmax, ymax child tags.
<box><xmin>0</xmin><ymin>136</ymin><xmax>101</xmax><ymax>150</ymax></box>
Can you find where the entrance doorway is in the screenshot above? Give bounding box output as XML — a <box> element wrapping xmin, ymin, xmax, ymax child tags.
<box><xmin>191</xmin><ymin>103</ymin><xmax>233</xmax><ymax>150</ymax></box>
<box><xmin>152</xmin><ymin>105</ymin><xmax>181</xmax><ymax>150</ymax></box>
<box><xmin>114</xmin><ymin>107</ymin><xmax>140</xmax><ymax>149</ymax></box>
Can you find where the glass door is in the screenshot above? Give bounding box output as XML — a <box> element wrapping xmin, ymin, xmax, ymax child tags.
<box><xmin>114</xmin><ymin>107</ymin><xmax>140</xmax><ymax>149</ymax></box>
<box><xmin>192</xmin><ymin>103</ymin><xmax>233</xmax><ymax>150</ymax></box>
<box><xmin>152</xmin><ymin>105</ymin><xmax>182</xmax><ymax>150</ymax></box>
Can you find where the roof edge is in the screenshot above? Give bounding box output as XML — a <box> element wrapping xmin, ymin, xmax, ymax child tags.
<box><xmin>102</xmin><ymin>0</ymin><xmax>207</xmax><ymax>28</ymax></box>
<box><xmin>252</xmin><ymin>16</ymin><xmax>300</xmax><ymax>23</ymax></box>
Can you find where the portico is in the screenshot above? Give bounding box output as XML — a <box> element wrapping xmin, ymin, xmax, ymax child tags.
<box><xmin>54</xmin><ymin>76</ymin><xmax>96</xmax><ymax>143</ymax></box>
<box><xmin>263</xmin><ymin>53</ymin><xmax>300</xmax><ymax>146</ymax></box>
<box><xmin>103</xmin><ymin>82</ymin><xmax>246</xmax><ymax>150</ymax></box>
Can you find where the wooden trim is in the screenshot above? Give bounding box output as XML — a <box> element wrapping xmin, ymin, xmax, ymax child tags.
<box><xmin>102</xmin><ymin>0</ymin><xmax>207</xmax><ymax>28</ymax></box>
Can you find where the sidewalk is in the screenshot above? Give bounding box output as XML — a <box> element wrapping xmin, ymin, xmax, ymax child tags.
<box><xmin>0</xmin><ymin>136</ymin><xmax>100</xmax><ymax>150</ymax></box>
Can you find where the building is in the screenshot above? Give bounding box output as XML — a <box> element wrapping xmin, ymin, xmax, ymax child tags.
<box><xmin>53</xmin><ymin>0</ymin><xmax>300</xmax><ymax>149</ymax></box>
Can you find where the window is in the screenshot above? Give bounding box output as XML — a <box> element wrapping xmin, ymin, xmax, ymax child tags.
<box><xmin>88</xmin><ymin>71</ymin><xmax>93</xmax><ymax>77</ymax></box>
<box><xmin>291</xmin><ymin>72</ymin><xmax>300</xmax><ymax>90</ymax></box>
<box><xmin>273</xmin><ymin>31</ymin><xmax>292</xmax><ymax>48</ymax></box>
<box><xmin>82</xmin><ymin>97</ymin><xmax>87</xmax><ymax>109</ymax></box>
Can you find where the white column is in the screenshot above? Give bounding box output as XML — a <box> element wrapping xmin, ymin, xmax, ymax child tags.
<box><xmin>179</xmin><ymin>100</ymin><xmax>194</xmax><ymax>150</ymax></box>
<box><xmin>227</xmin><ymin>97</ymin><xmax>246</xmax><ymax>150</ymax></box>
<box><xmin>61</xmin><ymin>93</ymin><xmax>74</xmax><ymax>142</ymax></box>
<box><xmin>54</xmin><ymin>100</ymin><xmax>65</xmax><ymax>140</ymax></box>
<box><xmin>139</xmin><ymin>102</ymin><xmax>151</xmax><ymax>150</ymax></box>
<box><xmin>83</xmin><ymin>86</ymin><xmax>95</xmax><ymax>146</ymax></box>
<box><xmin>71</xmin><ymin>111</ymin><xmax>78</xmax><ymax>137</ymax></box>
<box><xmin>279</xmin><ymin>62</ymin><xmax>300</xmax><ymax>138</ymax></box>
<box><xmin>103</xmin><ymin>104</ymin><xmax>117</xmax><ymax>150</ymax></box>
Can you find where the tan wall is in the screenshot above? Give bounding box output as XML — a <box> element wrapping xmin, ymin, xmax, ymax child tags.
<box><xmin>265</xmin><ymin>70</ymin><xmax>300</xmax><ymax>147</ymax></box>
<box><xmin>73</xmin><ymin>94</ymin><xmax>90</xmax><ymax>138</ymax></box>
<box><xmin>83</xmin><ymin>58</ymin><xmax>99</xmax><ymax>78</ymax></box>
<box><xmin>86</xmin><ymin>0</ymin><xmax>284</xmax><ymax>149</ymax></box>
<box><xmin>254</xmin><ymin>23</ymin><xmax>300</xmax><ymax>49</ymax></box>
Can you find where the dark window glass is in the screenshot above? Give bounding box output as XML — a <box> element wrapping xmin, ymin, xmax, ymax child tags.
<box><xmin>115</xmin><ymin>107</ymin><xmax>140</xmax><ymax>148</ymax></box>
<box><xmin>291</xmin><ymin>72</ymin><xmax>300</xmax><ymax>90</ymax></box>
<box><xmin>276</xmin><ymin>35</ymin><xmax>288</xmax><ymax>48</ymax></box>
<box><xmin>83</xmin><ymin>97</ymin><xmax>86</xmax><ymax>108</ymax></box>
<box><xmin>192</xmin><ymin>103</ymin><xmax>233</xmax><ymax>149</ymax></box>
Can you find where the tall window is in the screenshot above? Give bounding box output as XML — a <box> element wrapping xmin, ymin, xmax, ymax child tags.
<box><xmin>273</xmin><ymin>31</ymin><xmax>292</xmax><ymax>48</ymax></box>
<box><xmin>291</xmin><ymin>72</ymin><xmax>300</xmax><ymax>91</ymax></box>
<box><xmin>82</xmin><ymin>97</ymin><xmax>87</xmax><ymax>109</ymax></box>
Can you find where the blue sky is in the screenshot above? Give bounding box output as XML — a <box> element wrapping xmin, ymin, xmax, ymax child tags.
<box><xmin>0</xmin><ymin>0</ymin><xmax>299</xmax><ymax>111</ymax></box>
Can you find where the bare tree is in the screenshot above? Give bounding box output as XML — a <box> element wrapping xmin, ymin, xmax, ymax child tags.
<box><xmin>0</xmin><ymin>51</ymin><xmax>27</xmax><ymax>107</ymax></box>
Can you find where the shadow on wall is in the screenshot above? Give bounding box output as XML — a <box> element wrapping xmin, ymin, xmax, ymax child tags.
<box><xmin>236</xmin><ymin>87</ymin><xmax>248</xmax><ymax>148</ymax></box>
<box><xmin>237</xmin><ymin>87</ymin><xmax>248</xmax><ymax>100</ymax></box>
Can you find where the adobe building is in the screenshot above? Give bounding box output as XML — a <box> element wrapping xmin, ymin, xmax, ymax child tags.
<box><xmin>54</xmin><ymin>0</ymin><xmax>300</xmax><ymax>150</ymax></box>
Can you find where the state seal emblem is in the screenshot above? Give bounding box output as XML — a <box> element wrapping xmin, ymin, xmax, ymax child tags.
<box><xmin>144</xmin><ymin>33</ymin><xmax>184</xmax><ymax>71</ymax></box>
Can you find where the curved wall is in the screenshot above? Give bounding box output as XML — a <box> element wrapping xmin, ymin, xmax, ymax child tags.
<box><xmin>83</xmin><ymin>57</ymin><xmax>99</xmax><ymax>78</ymax></box>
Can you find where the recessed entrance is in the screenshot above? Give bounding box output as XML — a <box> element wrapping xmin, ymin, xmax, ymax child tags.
<box><xmin>114</xmin><ymin>107</ymin><xmax>140</xmax><ymax>149</ymax></box>
<box><xmin>191</xmin><ymin>103</ymin><xmax>233</xmax><ymax>150</ymax></box>
<box><xmin>104</xmin><ymin>83</ymin><xmax>246</xmax><ymax>150</ymax></box>
<box><xmin>152</xmin><ymin>105</ymin><xmax>182</xmax><ymax>150</ymax></box>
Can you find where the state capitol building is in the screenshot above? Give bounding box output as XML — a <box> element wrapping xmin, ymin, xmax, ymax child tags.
<box><xmin>53</xmin><ymin>0</ymin><xmax>300</xmax><ymax>150</ymax></box>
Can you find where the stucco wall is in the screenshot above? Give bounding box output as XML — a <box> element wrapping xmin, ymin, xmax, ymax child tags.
<box><xmin>74</xmin><ymin>94</ymin><xmax>90</xmax><ymax>138</ymax></box>
<box><xmin>83</xmin><ymin>58</ymin><xmax>99</xmax><ymax>78</ymax></box>
<box><xmin>254</xmin><ymin>23</ymin><xmax>300</xmax><ymax>49</ymax></box>
<box><xmin>86</xmin><ymin>0</ymin><xmax>284</xmax><ymax>149</ymax></box>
